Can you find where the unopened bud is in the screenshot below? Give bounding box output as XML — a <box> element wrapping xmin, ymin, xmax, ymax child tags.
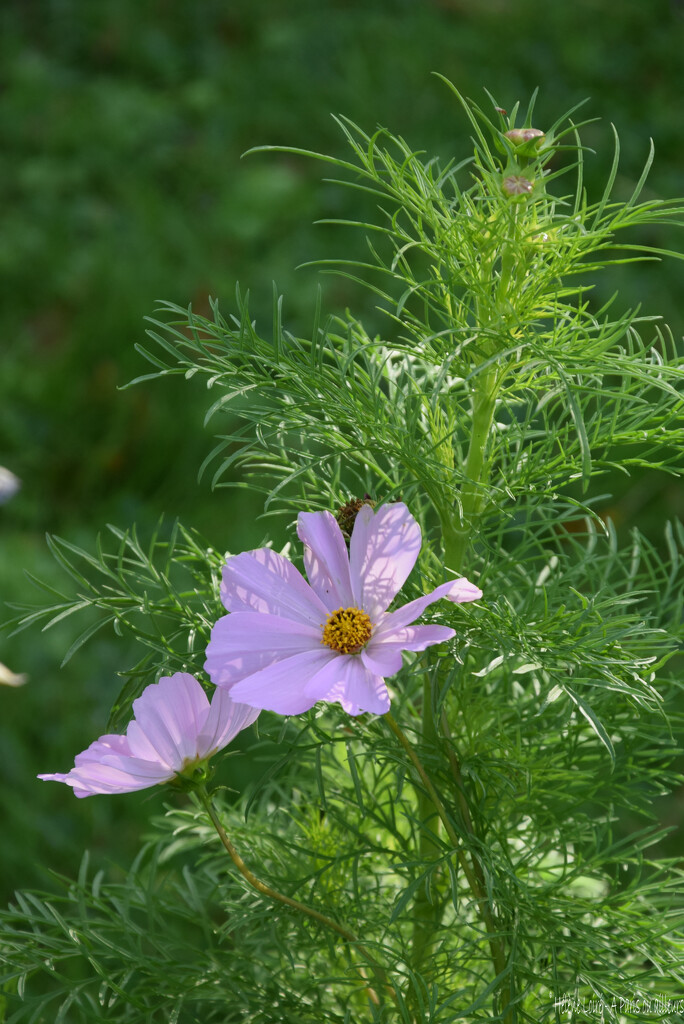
<box><xmin>502</xmin><ymin>175</ymin><xmax>533</xmax><ymax>197</ymax></box>
<box><xmin>504</xmin><ymin>127</ymin><xmax>545</xmax><ymax>146</ymax></box>
<box><xmin>335</xmin><ymin>495</ymin><xmax>375</xmax><ymax>538</ymax></box>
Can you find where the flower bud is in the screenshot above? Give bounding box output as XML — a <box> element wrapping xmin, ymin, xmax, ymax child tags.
<box><xmin>504</xmin><ymin>128</ymin><xmax>545</xmax><ymax>147</ymax></box>
<box><xmin>502</xmin><ymin>175</ymin><xmax>534</xmax><ymax>197</ymax></box>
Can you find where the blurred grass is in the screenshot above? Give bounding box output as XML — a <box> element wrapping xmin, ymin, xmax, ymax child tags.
<box><xmin>1</xmin><ymin>0</ymin><xmax>684</xmax><ymax>903</ymax></box>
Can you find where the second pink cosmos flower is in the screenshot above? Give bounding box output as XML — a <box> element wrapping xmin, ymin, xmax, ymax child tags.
<box><xmin>205</xmin><ymin>502</ymin><xmax>482</xmax><ymax>717</ymax></box>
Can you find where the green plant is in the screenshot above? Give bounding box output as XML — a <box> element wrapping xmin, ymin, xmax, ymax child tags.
<box><xmin>3</xmin><ymin>87</ymin><xmax>684</xmax><ymax>1023</ymax></box>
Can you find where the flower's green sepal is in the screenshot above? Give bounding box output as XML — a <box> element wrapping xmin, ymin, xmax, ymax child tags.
<box><xmin>170</xmin><ymin>759</ymin><xmax>215</xmax><ymax>793</ymax></box>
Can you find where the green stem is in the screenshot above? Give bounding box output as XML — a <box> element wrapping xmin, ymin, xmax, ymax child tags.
<box><xmin>198</xmin><ymin>787</ymin><xmax>394</xmax><ymax>1009</ymax></box>
<box><xmin>440</xmin><ymin>709</ymin><xmax>478</xmax><ymax>837</ymax></box>
<box><xmin>443</xmin><ymin>367</ymin><xmax>498</xmax><ymax>572</ymax></box>
<box><xmin>439</xmin><ymin>709</ymin><xmax>494</xmax><ymax>921</ymax></box>
<box><xmin>383</xmin><ymin>713</ymin><xmax>513</xmax><ymax>1023</ymax></box>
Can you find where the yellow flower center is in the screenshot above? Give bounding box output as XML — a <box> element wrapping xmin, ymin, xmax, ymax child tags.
<box><xmin>321</xmin><ymin>607</ymin><xmax>372</xmax><ymax>655</ymax></box>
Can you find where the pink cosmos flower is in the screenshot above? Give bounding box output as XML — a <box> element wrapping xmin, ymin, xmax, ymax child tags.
<box><xmin>38</xmin><ymin>673</ymin><xmax>259</xmax><ymax>798</ymax></box>
<box><xmin>205</xmin><ymin>502</ymin><xmax>482</xmax><ymax>717</ymax></box>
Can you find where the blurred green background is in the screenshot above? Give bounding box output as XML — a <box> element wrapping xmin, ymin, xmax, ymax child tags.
<box><xmin>2</xmin><ymin>0</ymin><xmax>683</xmax><ymax>903</ymax></box>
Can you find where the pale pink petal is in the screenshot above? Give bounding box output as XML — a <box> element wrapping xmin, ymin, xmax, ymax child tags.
<box><xmin>303</xmin><ymin>654</ymin><xmax>390</xmax><ymax>716</ymax></box>
<box><xmin>128</xmin><ymin>674</ymin><xmax>209</xmax><ymax>768</ymax></box>
<box><xmin>38</xmin><ymin>770</ymin><xmax>72</xmax><ymax>788</ymax></box>
<box><xmin>297</xmin><ymin>511</ymin><xmax>354</xmax><ymax>610</ymax></box>
<box><xmin>96</xmin><ymin>755</ymin><xmax>175</xmax><ymax>784</ymax></box>
<box><xmin>205</xmin><ymin>644</ymin><xmax>288</xmax><ymax>691</ymax></box>
<box><xmin>444</xmin><ymin>578</ymin><xmax>483</xmax><ymax>603</ymax></box>
<box><xmin>38</xmin><ymin>770</ymin><xmax>77</xmax><ymax>786</ymax></box>
<box><xmin>39</xmin><ymin>758</ymin><xmax>171</xmax><ymax>798</ymax></box>
<box><xmin>196</xmin><ymin>687</ymin><xmax>260</xmax><ymax>758</ymax></box>
<box><xmin>228</xmin><ymin>649</ymin><xmax>337</xmax><ymax>715</ymax></box>
<box><xmin>349</xmin><ymin>503</ymin><xmax>422</xmax><ymax>618</ymax></box>
<box><xmin>374</xmin><ymin>578</ymin><xmax>482</xmax><ymax>637</ymax></box>
<box><xmin>74</xmin><ymin>734</ymin><xmax>132</xmax><ymax>764</ymax></box>
<box><xmin>126</xmin><ymin>720</ymin><xmax>166</xmax><ymax>763</ymax></box>
<box><xmin>204</xmin><ymin>612</ymin><xmax>322</xmax><ymax>690</ymax></box>
<box><xmin>373</xmin><ymin>624</ymin><xmax>455</xmax><ymax>651</ymax></box>
<box><xmin>363</xmin><ymin>626</ymin><xmax>455</xmax><ymax>675</ymax></box>
<box><xmin>360</xmin><ymin>645</ymin><xmax>404</xmax><ymax>677</ymax></box>
<box><xmin>221</xmin><ymin>548</ymin><xmax>327</xmax><ymax>626</ymax></box>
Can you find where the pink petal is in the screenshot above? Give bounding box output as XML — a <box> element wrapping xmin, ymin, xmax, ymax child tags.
<box><xmin>360</xmin><ymin>645</ymin><xmax>404</xmax><ymax>677</ymax></box>
<box><xmin>96</xmin><ymin>754</ymin><xmax>175</xmax><ymax>784</ymax></box>
<box><xmin>361</xmin><ymin>626</ymin><xmax>455</xmax><ymax>677</ymax></box>
<box><xmin>374</xmin><ymin>578</ymin><xmax>482</xmax><ymax>637</ymax></box>
<box><xmin>127</xmin><ymin>673</ymin><xmax>209</xmax><ymax>768</ymax></box>
<box><xmin>196</xmin><ymin>687</ymin><xmax>260</xmax><ymax>758</ymax></box>
<box><xmin>126</xmin><ymin>719</ymin><xmax>167</xmax><ymax>763</ymax></box>
<box><xmin>370</xmin><ymin>624</ymin><xmax>455</xmax><ymax>654</ymax></box>
<box><xmin>204</xmin><ymin>612</ymin><xmax>322</xmax><ymax>689</ymax></box>
<box><xmin>220</xmin><ymin>548</ymin><xmax>327</xmax><ymax>626</ymax></box>
<box><xmin>228</xmin><ymin>649</ymin><xmax>337</xmax><ymax>715</ymax></box>
<box><xmin>349</xmin><ymin>503</ymin><xmax>422</xmax><ymax>618</ymax></box>
<box><xmin>444</xmin><ymin>578</ymin><xmax>483</xmax><ymax>603</ymax></box>
<box><xmin>297</xmin><ymin>511</ymin><xmax>355</xmax><ymax>610</ymax></box>
<box><xmin>38</xmin><ymin>770</ymin><xmax>75</xmax><ymax>786</ymax></box>
<box><xmin>39</xmin><ymin>758</ymin><xmax>171</xmax><ymax>798</ymax></box>
<box><xmin>74</xmin><ymin>734</ymin><xmax>132</xmax><ymax>765</ymax></box>
<box><xmin>399</xmin><ymin>624</ymin><xmax>456</xmax><ymax>649</ymax></box>
<box><xmin>303</xmin><ymin>654</ymin><xmax>390</xmax><ymax>716</ymax></box>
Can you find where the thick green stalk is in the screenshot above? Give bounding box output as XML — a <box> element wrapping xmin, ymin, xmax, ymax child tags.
<box><xmin>199</xmin><ymin>788</ymin><xmax>395</xmax><ymax>1009</ymax></box>
<box><xmin>414</xmin><ymin>364</ymin><xmax>499</xmax><ymax>974</ymax></box>
<box><xmin>411</xmin><ymin>363</ymin><xmax>499</xmax><ymax>971</ymax></box>
<box><xmin>442</xmin><ymin>366</ymin><xmax>498</xmax><ymax>572</ymax></box>
<box><xmin>434</xmin><ymin>363</ymin><xmax>514</xmax><ymax>1018</ymax></box>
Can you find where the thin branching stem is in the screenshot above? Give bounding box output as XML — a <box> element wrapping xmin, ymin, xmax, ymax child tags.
<box><xmin>440</xmin><ymin>709</ymin><xmax>479</xmax><ymax>838</ymax></box>
<box><xmin>198</xmin><ymin>786</ymin><xmax>396</xmax><ymax>1010</ymax></box>
<box><xmin>410</xmin><ymin>672</ymin><xmax>443</xmax><ymax>969</ymax></box>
